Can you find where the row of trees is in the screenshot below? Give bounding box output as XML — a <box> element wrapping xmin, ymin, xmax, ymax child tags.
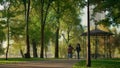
<box><xmin>0</xmin><ymin>0</ymin><xmax>85</xmax><ymax>59</ymax></box>
<box><xmin>0</xmin><ymin>0</ymin><xmax>120</xmax><ymax>61</ymax></box>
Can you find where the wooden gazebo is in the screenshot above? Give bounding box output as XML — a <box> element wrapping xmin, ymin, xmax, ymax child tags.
<box><xmin>81</xmin><ymin>28</ymin><xmax>113</xmax><ymax>36</ymax></box>
<box><xmin>81</xmin><ymin>28</ymin><xmax>113</xmax><ymax>58</ymax></box>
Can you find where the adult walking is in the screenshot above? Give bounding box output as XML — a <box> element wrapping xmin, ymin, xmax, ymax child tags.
<box><xmin>68</xmin><ymin>44</ymin><xmax>74</xmax><ymax>59</ymax></box>
<box><xmin>76</xmin><ymin>43</ymin><xmax>81</xmax><ymax>59</ymax></box>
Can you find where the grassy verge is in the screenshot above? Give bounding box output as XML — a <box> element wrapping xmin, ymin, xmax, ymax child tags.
<box><xmin>0</xmin><ymin>58</ymin><xmax>44</xmax><ymax>64</ymax></box>
<box><xmin>0</xmin><ymin>58</ymin><xmax>67</xmax><ymax>64</ymax></box>
<box><xmin>73</xmin><ymin>58</ymin><xmax>120</xmax><ymax>68</ymax></box>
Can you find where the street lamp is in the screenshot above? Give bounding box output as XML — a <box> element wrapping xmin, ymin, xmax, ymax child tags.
<box><xmin>86</xmin><ymin>0</ymin><xmax>91</xmax><ymax>67</ymax></box>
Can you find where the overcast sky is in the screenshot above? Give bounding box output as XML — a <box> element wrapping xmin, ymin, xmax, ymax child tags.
<box><xmin>0</xmin><ymin>5</ymin><xmax>4</xmax><ymax>10</ymax></box>
<box><xmin>81</xmin><ymin>7</ymin><xmax>87</xmax><ymax>26</ymax></box>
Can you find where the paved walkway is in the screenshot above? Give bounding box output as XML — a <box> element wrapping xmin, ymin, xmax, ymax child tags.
<box><xmin>0</xmin><ymin>59</ymin><xmax>80</xmax><ymax>68</ymax></box>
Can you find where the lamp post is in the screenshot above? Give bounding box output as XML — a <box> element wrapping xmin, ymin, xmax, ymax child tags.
<box><xmin>86</xmin><ymin>0</ymin><xmax>91</xmax><ymax>67</ymax></box>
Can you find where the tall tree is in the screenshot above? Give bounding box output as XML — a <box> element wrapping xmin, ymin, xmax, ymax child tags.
<box><xmin>40</xmin><ymin>0</ymin><xmax>52</xmax><ymax>58</ymax></box>
<box><xmin>22</xmin><ymin>0</ymin><xmax>31</xmax><ymax>58</ymax></box>
<box><xmin>51</xmin><ymin>0</ymin><xmax>85</xmax><ymax>58</ymax></box>
<box><xmin>54</xmin><ymin>0</ymin><xmax>60</xmax><ymax>58</ymax></box>
<box><xmin>0</xmin><ymin>0</ymin><xmax>26</xmax><ymax>59</ymax></box>
<box><xmin>4</xmin><ymin>0</ymin><xmax>11</xmax><ymax>60</ymax></box>
<box><xmin>8</xmin><ymin>0</ymin><xmax>26</xmax><ymax>58</ymax></box>
<box><xmin>25</xmin><ymin>0</ymin><xmax>31</xmax><ymax>58</ymax></box>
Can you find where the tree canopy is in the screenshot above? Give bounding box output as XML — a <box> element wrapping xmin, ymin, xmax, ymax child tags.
<box><xmin>0</xmin><ymin>0</ymin><xmax>119</xmax><ymax>62</ymax></box>
<box><xmin>90</xmin><ymin>0</ymin><xmax>120</xmax><ymax>26</ymax></box>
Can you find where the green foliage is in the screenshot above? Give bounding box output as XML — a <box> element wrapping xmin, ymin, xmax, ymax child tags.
<box><xmin>0</xmin><ymin>30</ymin><xmax>5</xmax><ymax>55</ymax></box>
<box><xmin>0</xmin><ymin>20</ymin><xmax>6</xmax><ymax>29</ymax></box>
<box><xmin>59</xmin><ymin>42</ymin><xmax>67</xmax><ymax>58</ymax></box>
<box><xmin>0</xmin><ymin>0</ymin><xmax>104</xmax><ymax>58</ymax></box>
<box><xmin>29</xmin><ymin>17</ymin><xmax>40</xmax><ymax>44</ymax></box>
<box><xmin>73</xmin><ymin>58</ymin><xmax>120</xmax><ymax>68</ymax></box>
<box><xmin>0</xmin><ymin>29</ymin><xmax>5</xmax><ymax>40</ymax></box>
<box><xmin>90</xmin><ymin>0</ymin><xmax>120</xmax><ymax>26</ymax></box>
<box><xmin>0</xmin><ymin>47</ymin><xmax>4</xmax><ymax>55</ymax></box>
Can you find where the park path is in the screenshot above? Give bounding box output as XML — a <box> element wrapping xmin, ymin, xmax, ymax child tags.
<box><xmin>0</xmin><ymin>59</ymin><xmax>80</xmax><ymax>68</ymax></box>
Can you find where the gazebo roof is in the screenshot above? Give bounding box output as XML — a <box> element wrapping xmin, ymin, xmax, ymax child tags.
<box><xmin>81</xmin><ymin>29</ymin><xmax>113</xmax><ymax>36</ymax></box>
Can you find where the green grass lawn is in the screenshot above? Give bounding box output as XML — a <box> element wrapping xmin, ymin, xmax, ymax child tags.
<box><xmin>0</xmin><ymin>58</ymin><xmax>44</xmax><ymax>64</ymax></box>
<box><xmin>73</xmin><ymin>58</ymin><xmax>120</xmax><ymax>68</ymax></box>
<box><xmin>0</xmin><ymin>58</ymin><xmax>65</xmax><ymax>64</ymax></box>
<box><xmin>0</xmin><ymin>58</ymin><xmax>120</xmax><ymax>68</ymax></box>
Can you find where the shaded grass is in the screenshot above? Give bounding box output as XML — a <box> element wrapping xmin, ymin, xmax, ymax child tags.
<box><xmin>0</xmin><ymin>58</ymin><xmax>67</xmax><ymax>64</ymax></box>
<box><xmin>0</xmin><ymin>58</ymin><xmax>44</xmax><ymax>64</ymax></box>
<box><xmin>73</xmin><ymin>58</ymin><xmax>120</xmax><ymax>68</ymax></box>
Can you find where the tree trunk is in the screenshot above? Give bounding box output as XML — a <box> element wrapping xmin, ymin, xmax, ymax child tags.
<box><xmin>55</xmin><ymin>0</ymin><xmax>60</xmax><ymax>58</ymax></box>
<box><xmin>67</xmin><ymin>27</ymin><xmax>71</xmax><ymax>44</ymax></box>
<box><xmin>25</xmin><ymin>0</ymin><xmax>31</xmax><ymax>58</ymax></box>
<box><xmin>32</xmin><ymin>39</ymin><xmax>38</xmax><ymax>58</ymax></box>
<box><xmin>40</xmin><ymin>0</ymin><xmax>51</xmax><ymax>58</ymax></box>
<box><xmin>45</xmin><ymin>47</ymin><xmax>47</xmax><ymax>58</ymax></box>
<box><xmin>20</xmin><ymin>49</ymin><xmax>24</xmax><ymax>58</ymax></box>
<box><xmin>40</xmin><ymin>0</ymin><xmax>44</xmax><ymax>58</ymax></box>
<box><xmin>5</xmin><ymin>18</ymin><xmax>10</xmax><ymax>60</ymax></box>
<box><xmin>5</xmin><ymin>3</ymin><xmax>10</xmax><ymax>60</ymax></box>
<box><xmin>55</xmin><ymin>28</ymin><xmax>59</xmax><ymax>58</ymax></box>
<box><xmin>40</xmin><ymin>25</ymin><xmax>45</xmax><ymax>58</ymax></box>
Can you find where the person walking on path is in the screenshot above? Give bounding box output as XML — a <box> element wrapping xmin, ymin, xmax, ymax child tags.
<box><xmin>68</xmin><ymin>44</ymin><xmax>74</xmax><ymax>59</ymax></box>
<box><xmin>76</xmin><ymin>43</ymin><xmax>81</xmax><ymax>59</ymax></box>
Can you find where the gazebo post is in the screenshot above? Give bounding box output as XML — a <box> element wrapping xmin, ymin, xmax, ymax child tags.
<box><xmin>82</xmin><ymin>36</ymin><xmax>85</xmax><ymax>58</ymax></box>
<box><xmin>104</xmin><ymin>36</ymin><xmax>106</xmax><ymax>58</ymax></box>
<box><xmin>106</xmin><ymin>36</ymin><xmax>109</xmax><ymax>58</ymax></box>
<box><xmin>108</xmin><ymin>36</ymin><xmax>112</xmax><ymax>58</ymax></box>
<box><xmin>95</xmin><ymin>23</ymin><xmax>98</xmax><ymax>59</ymax></box>
<box><xmin>95</xmin><ymin>36</ymin><xmax>98</xmax><ymax>59</ymax></box>
<box><xmin>106</xmin><ymin>35</ymin><xmax>110</xmax><ymax>58</ymax></box>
